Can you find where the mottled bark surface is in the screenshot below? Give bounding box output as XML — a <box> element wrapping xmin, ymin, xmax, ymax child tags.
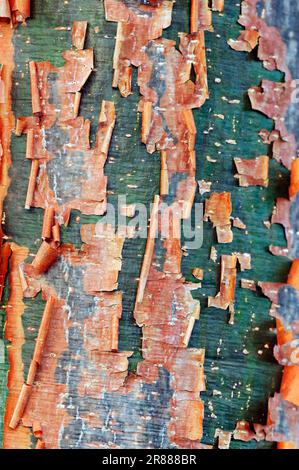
<box><xmin>0</xmin><ymin>0</ymin><xmax>298</xmax><ymax>449</ymax></box>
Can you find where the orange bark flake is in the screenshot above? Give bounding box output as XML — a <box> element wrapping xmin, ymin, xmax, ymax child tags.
<box><xmin>204</xmin><ymin>192</ymin><xmax>233</xmax><ymax>243</ymax></box>
<box><xmin>233</xmin><ymin>420</ymin><xmax>266</xmax><ymax>442</ymax></box>
<box><xmin>234</xmin><ymin>156</ymin><xmax>269</xmax><ymax>187</ymax></box>
<box><xmin>228</xmin><ymin>29</ymin><xmax>259</xmax><ymax>52</ymax></box>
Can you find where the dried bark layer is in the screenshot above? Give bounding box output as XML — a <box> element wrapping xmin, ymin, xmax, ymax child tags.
<box><xmin>3</xmin><ymin>1</ymin><xmax>214</xmax><ymax>449</ymax></box>
<box><xmin>104</xmin><ymin>0</ymin><xmax>212</xmax><ymax>448</ymax></box>
<box><xmin>1</xmin><ymin>3</ymin><xmax>32</xmax><ymax>448</ymax></box>
<box><xmin>3</xmin><ymin>244</ymin><xmax>31</xmax><ymax>449</ymax></box>
<box><xmin>204</xmin><ymin>192</ymin><xmax>233</xmax><ymax>243</ymax></box>
<box><xmin>208</xmin><ymin>253</ymin><xmax>251</xmax><ymax>324</ymax></box>
<box><xmin>228</xmin><ymin>0</ymin><xmax>295</xmax><ymax>171</ymax></box>
<box><xmin>231</xmin><ymin>0</ymin><xmax>299</xmax><ymax>450</ymax></box>
<box><xmin>234</xmin><ymin>156</ymin><xmax>269</xmax><ymax>188</ymax></box>
<box><xmin>9</xmin><ymin>224</ymin><xmax>127</xmax><ymax>448</ymax></box>
<box><xmin>16</xmin><ymin>23</ymin><xmax>116</xmax><ymax>225</ymax></box>
<box><xmin>0</xmin><ymin>0</ymin><xmax>30</xmax><ymax>25</ymax></box>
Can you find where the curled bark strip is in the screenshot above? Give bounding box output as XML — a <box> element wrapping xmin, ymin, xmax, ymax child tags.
<box><xmin>135</xmin><ymin>195</ymin><xmax>159</xmax><ymax>306</ymax></box>
<box><xmin>208</xmin><ymin>254</ymin><xmax>237</xmax><ymax>312</ymax></box>
<box><xmin>0</xmin><ymin>75</ymin><xmax>5</xmax><ymax>104</ymax></box>
<box><xmin>31</xmin><ymin>241</ymin><xmax>59</xmax><ymax>276</ymax></box>
<box><xmin>31</xmin><ymin>296</ymin><xmax>56</xmax><ymax>366</ymax></box>
<box><xmin>32</xmin><ymin>420</ymin><xmax>42</xmax><ymax>438</ymax></box>
<box><xmin>41</xmin><ymin>208</ymin><xmax>55</xmax><ymax>241</ymax></box>
<box><xmin>10</xmin><ymin>297</ymin><xmax>55</xmax><ymax>429</ymax></box>
<box><xmin>9</xmin><ymin>384</ymin><xmax>32</xmax><ymax>430</ymax></box>
<box><xmin>160</xmin><ymin>150</ymin><xmax>169</xmax><ymax>195</ymax></box>
<box><xmin>25</xmin><ymin>128</ymin><xmax>34</xmax><ymax>160</ymax></box>
<box><xmin>179</xmin><ymin>31</ymin><xmax>209</xmax><ymax>105</ymax></box>
<box><xmin>29</xmin><ymin>61</ymin><xmax>41</xmax><ymax>115</ymax></box>
<box><xmin>25</xmin><ymin>159</ymin><xmax>39</xmax><ymax>210</ymax></box>
<box><xmin>52</xmin><ymin>222</ymin><xmax>60</xmax><ymax>245</ymax></box>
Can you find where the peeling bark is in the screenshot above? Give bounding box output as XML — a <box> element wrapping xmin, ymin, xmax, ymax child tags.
<box><xmin>16</xmin><ymin>28</ymin><xmax>115</xmax><ymax>224</ymax></box>
<box><xmin>10</xmin><ymin>224</ymin><xmax>126</xmax><ymax>448</ymax></box>
<box><xmin>231</xmin><ymin>1</ymin><xmax>299</xmax><ymax>448</ymax></box>
<box><xmin>3</xmin><ymin>244</ymin><xmax>31</xmax><ymax>449</ymax></box>
<box><xmin>0</xmin><ymin>4</ymin><xmax>32</xmax><ymax>449</ymax></box>
<box><xmin>208</xmin><ymin>253</ymin><xmax>251</xmax><ymax>324</ymax></box>
<box><xmin>105</xmin><ymin>0</ymin><xmax>210</xmax><ymax>448</ymax></box>
<box><xmin>204</xmin><ymin>192</ymin><xmax>233</xmax><ymax>243</ymax></box>
<box><xmin>234</xmin><ymin>156</ymin><xmax>269</xmax><ymax>187</ymax></box>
